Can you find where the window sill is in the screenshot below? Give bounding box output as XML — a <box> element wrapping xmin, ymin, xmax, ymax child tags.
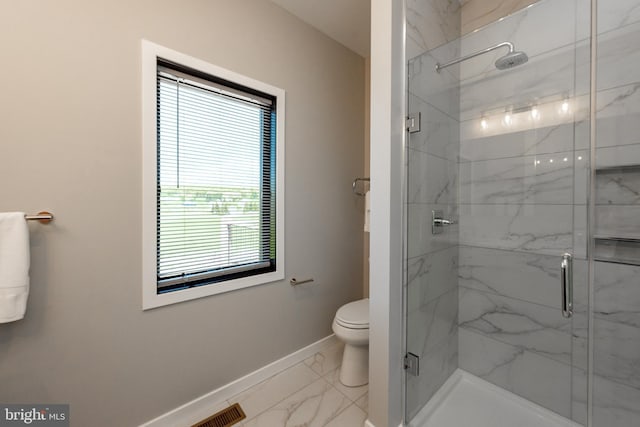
<box><xmin>142</xmin><ymin>270</ymin><xmax>284</xmax><ymax>310</ymax></box>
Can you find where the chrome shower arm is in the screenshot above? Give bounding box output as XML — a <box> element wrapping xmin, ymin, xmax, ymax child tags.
<box><xmin>435</xmin><ymin>41</ymin><xmax>515</xmax><ymax>72</ymax></box>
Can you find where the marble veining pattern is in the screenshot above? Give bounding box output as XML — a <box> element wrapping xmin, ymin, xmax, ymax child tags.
<box><xmin>598</xmin><ymin>0</ymin><xmax>640</xmax><ymax>36</ymax></box>
<box><xmin>408</xmin><ymin>149</ymin><xmax>457</xmax><ymax>205</ymax></box>
<box><xmin>459</xmin><ymin>0</ymin><xmax>587</xmax><ymax>82</ymax></box>
<box><xmin>242</xmin><ymin>378</ymin><xmax>351</xmax><ymax>427</ymax></box>
<box><xmin>458</xmin><ymin>204</ymin><xmax>573</xmax><ymax>255</ymax></box>
<box><xmin>323</xmin><ymin>404</ymin><xmax>367</xmax><ymax>427</ymax></box>
<box><xmin>592</xmin><ymin>261</ymin><xmax>640</xmax><ymax>392</ymax></box>
<box><xmin>587</xmin><ymin>2</ymin><xmax>640</xmax><ymax>419</ymax></box>
<box><xmin>409</xmin><ymin>43</ymin><xmax>461</xmax><ymax>120</ymax></box>
<box><xmin>303</xmin><ymin>340</ymin><xmax>344</xmax><ymax>377</ymax></box>
<box><xmin>212</xmin><ymin>341</ymin><xmax>370</xmax><ymax>427</ymax></box>
<box><xmin>458</xmin><ymin>328</ymin><xmax>573</xmax><ymax>419</ymax></box>
<box><xmin>467</xmin><ymin>0</ymin><xmax>588</xmax><ymax>53</ymax></box>
<box><xmin>406</xmin><ymin>0</ymin><xmax>461</xmax><ymax>59</ymax></box>
<box><xmin>228</xmin><ymin>362</ymin><xmax>320</xmax><ymax>421</ymax></box>
<box><xmin>459</xmin><ymin>123</ymin><xmax>585</xmax><ymax>162</ymax></box>
<box><xmin>461</xmin><ymin>0</ymin><xmax>540</xmax><ymax>35</ymax></box>
<box><xmin>409</xmin><ymin>94</ymin><xmax>460</xmax><ymax>161</ymax></box>
<box><xmin>322</xmin><ymin>368</ymin><xmax>368</xmax><ymax>403</ymax></box>
<box><xmin>355</xmin><ymin>392</ymin><xmax>368</xmax><ymax>414</ymax></box>
<box><xmin>407</xmin><ymin>246</ymin><xmax>458</xmax><ymax>311</ymax></box>
<box><xmin>459</xmin><ymin>150</ymin><xmax>585</xmax><ymax>205</ymax></box>
<box><xmin>592</xmin><ymin>373</ymin><xmax>640</xmax><ymax>427</ymax></box>
<box><xmin>453</xmin><ymin>2</ymin><xmax>593</xmax><ymax>419</ymax></box>
<box><xmin>408</xmin><ymin>289</ymin><xmax>458</xmax><ymax>359</ymax></box>
<box><xmin>597</xmin><ymin>20</ymin><xmax>640</xmax><ymax>93</ymax></box>
<box><xmin>597</xmin><ymin>83</ymin><xmax>640</xmax><ymax>148</ymax></box>
<box><xmin>594</xmin><ymin>262</ymin><xmax>640</xmax><ymax>328</ymax></box>
<box><xmin>593</xmin><ymin>318</ymin><xmax>640</xmax><ymax>390</ymax></box>
<box><xmin>458</xmin><ymin>246</ymin><xmax>561</xmax><ymax>307</ymax></box>
<box><xmin>596</xmin><ymin>168</ymin><xmax>640</xmax><ymax>205</ymax></box>
<box><xmin>459</xmin><ymin>287</ymin><xmax>573</xmax><ymax>365</ymax></box>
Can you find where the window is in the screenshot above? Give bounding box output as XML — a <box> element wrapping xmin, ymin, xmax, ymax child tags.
<box><xmin>142</xmin><ymin>41</ymin><xmax>285</xmax><ymax>309</ymax></box>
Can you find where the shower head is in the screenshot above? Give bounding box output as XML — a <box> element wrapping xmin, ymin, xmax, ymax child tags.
<box><xmin>435</xmin><ymin>41</ymin><xmax>528</xmax><ymax>72</ymax></box>
<box><xmin>495</xmin><ymin>50</ymin><xmax>529</xmax><ymax>70</ymax></box>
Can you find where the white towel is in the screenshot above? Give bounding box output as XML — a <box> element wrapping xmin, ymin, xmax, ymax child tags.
<box><xmin>0</xmin><ymin>212</ymin><xmax>30</xmax><ymax>323</ymax></box>
<box><xmin>364</xmin><ymin>190</ymin><xmax>370</xmax><ymax>233</ymax></box>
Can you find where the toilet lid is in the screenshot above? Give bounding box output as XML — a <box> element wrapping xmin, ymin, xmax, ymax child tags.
<box><xmin>335</xmin><ymin>298</ymin><xmax>369</xmax><ymax>329</ymax></box>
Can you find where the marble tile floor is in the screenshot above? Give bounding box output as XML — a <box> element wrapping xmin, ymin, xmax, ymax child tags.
<box><xmin>205</xmin><ymin>340</ymin><xmax>368</xmax><ymax>427</ymax></box>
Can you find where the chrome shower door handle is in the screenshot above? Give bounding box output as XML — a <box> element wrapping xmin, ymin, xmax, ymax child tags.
<box><xmin>561</xmin><ymin>253</ymin><xmax>573</xmax><ymax>318</ymax></box>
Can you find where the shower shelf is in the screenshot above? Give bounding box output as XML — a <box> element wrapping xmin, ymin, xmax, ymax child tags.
<box><xmin>594</xmin><ymin>236</ymin><xmax>640</xmax><ymax>243</ymax></box>
<box><xmin>594</xmin><ymin>236</ymin><xmax>640</xmax><ymax>266</ymax></box>
<box><xmin>595</xmin><ymin>164</ymin><xmax>640</xmax><ymax>172</ymax></box>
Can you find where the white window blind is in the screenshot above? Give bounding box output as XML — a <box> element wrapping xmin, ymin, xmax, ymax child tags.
<box><xmin>156</xmin><ymin>62</ymin><xmax>276</xmax><ymax>291</ymax></box>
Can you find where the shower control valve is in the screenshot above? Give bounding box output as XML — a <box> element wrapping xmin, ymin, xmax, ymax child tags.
<box><xmin>432</xmin><ymin>210</ymin><xmax>456</xmax><ymax>235</ymax></box>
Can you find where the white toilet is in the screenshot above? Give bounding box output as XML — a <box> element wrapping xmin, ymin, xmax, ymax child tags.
<box><xmin>332</xmin><ymin>298</ymin><xmax>369</xmax><ymax>387</ymax></box>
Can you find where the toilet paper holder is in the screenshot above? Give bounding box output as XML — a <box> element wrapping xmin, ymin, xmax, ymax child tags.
<box><xmin>290</xmin><ymin>277</ymin><xmax>314</xmax><ymax>286</ymax></box>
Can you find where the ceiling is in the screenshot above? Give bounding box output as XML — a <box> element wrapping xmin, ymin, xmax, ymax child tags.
<box><xmin>270</xmin><ymin>0</ymin><xmax>371</xmax><ymax>57</ymax></box>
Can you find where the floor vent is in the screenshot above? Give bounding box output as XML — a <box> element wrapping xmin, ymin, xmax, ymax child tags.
<box><xmin>191</xmin><ymin>403</ymin><xmax>246</xmax><ymax>427</ymax></box>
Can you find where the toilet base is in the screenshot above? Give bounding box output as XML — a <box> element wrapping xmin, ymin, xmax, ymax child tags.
<box><xmin>339</xmin><ymin>343</ymin><xmax>369</xmax><ymax>387</ymax></box>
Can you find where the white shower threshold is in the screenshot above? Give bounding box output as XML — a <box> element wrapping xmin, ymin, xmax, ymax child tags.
<box><xmin>408</xmin><ymin>369</ymin><xmax>582</xmax><ymax>427</ymax></box>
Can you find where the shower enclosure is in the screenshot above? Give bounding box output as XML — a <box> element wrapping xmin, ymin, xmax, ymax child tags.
<box><xmin>403</xmin><ymin>0</ymin><xmax>640</xmax><ymax>425</ymax></box>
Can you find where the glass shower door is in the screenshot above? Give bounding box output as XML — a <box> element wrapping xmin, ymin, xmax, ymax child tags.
<box><xmin>404</xmin><ymin>34</ymin><xmax>462</xmax><ymax>422</ymax></box>
<box><xmin>404</xmin><ymin>0</ymin><xmax>591</xmax><ymax>424</ymax></box>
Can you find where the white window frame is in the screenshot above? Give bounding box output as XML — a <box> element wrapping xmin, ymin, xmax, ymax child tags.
<box><xmin>141</xmin><ymin>40</ymin><xmax>285</xmax><ymax>310</ymax></box>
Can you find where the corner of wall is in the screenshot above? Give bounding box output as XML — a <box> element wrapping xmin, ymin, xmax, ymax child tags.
<box><xmin>364</xmin><ymin>56</ymin><xmax>371</xmax><ymax>299</ymax></box>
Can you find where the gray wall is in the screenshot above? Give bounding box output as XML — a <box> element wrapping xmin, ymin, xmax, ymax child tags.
<box><xmin>0</xmin><ymin>1</ymin><xmax>364</xmax><ymax>426</ymax></box>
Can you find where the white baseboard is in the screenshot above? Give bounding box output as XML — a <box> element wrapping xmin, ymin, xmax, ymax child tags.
<box><xmin>140</xmin><ymin>334</ymin><xmax>338</xmax><ymax>427</ymax></box>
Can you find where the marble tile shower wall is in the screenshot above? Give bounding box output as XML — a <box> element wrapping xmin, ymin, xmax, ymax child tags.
<box><xmin>456</xmin><ymin>0</ymin><xmax>590</xmax><ymax>424</ymax></box>
<box><xmin>406</xmin><ymin>0</ymin><xmax>460</xmax><ymax>60</ymax></box>
<box><xmin>407</xmin><ymin>0</ymin><xmax>550</xmax><ymax>59</ymax></box>
<box><xmin>592</xmin><ymin>1</ymin><xmax>640</xmax><ymax>425</ymax></box>
<box><xmin>405</xmin><ymin>34</ymin><xmax>460</xmax><ymax>419</ymax></box>
<box><xmin>460</xmin><ymin>0</ymin><xmax>541</xmax><ymax>35</ymax></box>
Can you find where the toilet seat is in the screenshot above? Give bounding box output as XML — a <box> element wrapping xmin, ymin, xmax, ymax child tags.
<box><xmin>335</xmin><ymin>298</ymin><xmax>369</xmax><ymax>329</ymax></box>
